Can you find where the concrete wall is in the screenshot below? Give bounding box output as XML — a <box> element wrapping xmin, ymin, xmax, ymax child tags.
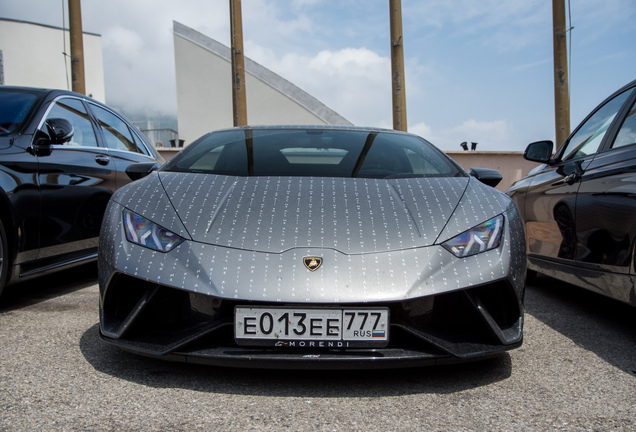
<box><xmin>157</xmin><ymin>148</ymin><xmax>539</xmax><ymax>192</ymax></box>
<box><xmin>446</xmin><ymin>151</ymin><xmax>540</xmax><ymax>191</ymax></box>
<box><xmin>0</xmin><ymin>18</ymin><xmax>105</xmax><ymax>102</ymax></box>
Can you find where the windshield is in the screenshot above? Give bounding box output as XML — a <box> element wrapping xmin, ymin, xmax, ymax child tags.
<box><xmin>0</xmin><ymin>91</ymin><xmax>38</xmax><ymax>135</ymax></box>
<box><xmin>164</xmin><ymin>128</ymin><xmax>465</xmax><ymax>179</ymax></box>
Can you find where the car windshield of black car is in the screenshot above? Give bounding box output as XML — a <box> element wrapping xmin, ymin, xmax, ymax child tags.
<box><xmin>0</xmin><ymin>91</ymin><xmax>37</xmax><ymax>135</ymax></box>
<box><xmin>164</xmin><ymin>128</ymin><xmax>464</xmax><ymax>179</ymax></box>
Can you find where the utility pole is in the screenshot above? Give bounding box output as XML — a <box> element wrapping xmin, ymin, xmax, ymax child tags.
<box><xmin>230</xmin><ymin>0</ymin><xmax>248</xmax><ymax>126</ymax></box>
<box><xmin>389</xmin><ymin>0</ymin><xmax>407</xmax><ymax>132</ymax></box>
<box><xmin>552</xmin><ymin>0</ymin><xmax>570</xmax><ymax>147</ymax></box>
<box><xmin>68</xmin><ymin>0</ymin><xmax>86</xmax><ymax>95</ymax></box>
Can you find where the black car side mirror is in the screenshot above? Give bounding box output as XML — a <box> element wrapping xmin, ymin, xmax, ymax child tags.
<box><xmin>126</xmin><ymin>162</ymin><xmax>161</xmax><ymax>181</ymax></box>
<box><xmin>44</xmin><ymin>118</ymin><xmax>74</xmax><ymax>144</ymax></box>
<box><xmin>524</xmin><ymin>140</ymin><xmax>554</xmax><ymax>163</ymax></box>
<box><xmin>31</xmin><ymin>118</ymin><xmax>74</xmax><ymax>155</ymax></box>
<box><xmin>468</xmin><ymin>167</ymin><xmax>503</xmax><ymax>188</ymax></box>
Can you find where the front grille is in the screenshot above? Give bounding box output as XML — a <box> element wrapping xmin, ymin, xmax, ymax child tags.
<box><xmin>101</xmin><ymin>273</ymin><xmax>522</xmax><ymax>357</ymax></box>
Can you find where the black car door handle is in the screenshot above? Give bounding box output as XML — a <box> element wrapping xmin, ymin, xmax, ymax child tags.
<box><xmin>95</xmin><ymin>154</ymin><xmax>111</xmax><ymax>166</ymax></box>
<box><xmin>564</xmin><ymin>172</ymin><xmax>581</xmax><ymax>185</ymax></box>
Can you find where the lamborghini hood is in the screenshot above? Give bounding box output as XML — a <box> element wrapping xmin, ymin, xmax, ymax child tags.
<box><xmin>150</xmin><ymin>172</ymin><xmax>480</xmax><ymax>254</ymax></box>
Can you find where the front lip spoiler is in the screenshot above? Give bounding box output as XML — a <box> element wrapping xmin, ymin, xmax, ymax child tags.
<box><xmin>99</xmin><ymin>330</ymin><xmax>520</xmax><ymax>370</ymax></box>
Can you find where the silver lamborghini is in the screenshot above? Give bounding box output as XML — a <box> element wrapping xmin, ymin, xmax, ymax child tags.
<box><xmin>98</xmin><ymin>125</ymin><xmax>526</xmax><ymax>369</ymax></box>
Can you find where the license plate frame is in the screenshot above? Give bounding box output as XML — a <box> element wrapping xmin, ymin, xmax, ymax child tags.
<box><xmin>234</xmin><ymin>306</ymin><xmax>390</xmax><ymax>348</ymax></box>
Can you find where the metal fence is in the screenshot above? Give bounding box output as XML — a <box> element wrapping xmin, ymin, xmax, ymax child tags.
<box><xmin>140</xmin><ymin>128</ymin><xmax>183</xmax><ymax>148</ymax></box>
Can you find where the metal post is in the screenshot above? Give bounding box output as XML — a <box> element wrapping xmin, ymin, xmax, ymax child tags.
<box><xmin>230</xmin><ymin>0</ymin><xmax>248</xmax><ymax>126</ymax></box>
<box><xmin>552</xmin><ymin>0</ymin><xmax>570</xmax><ymax>147</ymax></box>
<box><xmin>68</xmin><ymin>0</ymin><xmax>86</xmax><ymax>95</ymax></box>
<box><xmin>389</xmin><ymin>0</ymin><xmax>407</xmax><ymax>132</ymax></box>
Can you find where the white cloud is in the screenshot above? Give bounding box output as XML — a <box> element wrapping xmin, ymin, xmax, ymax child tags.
<box><xmin>248</xmin><ymin>46</ymin><xmax>392</xmax><ymax>127</ymax></box>
<box><xmin>242</xmin><ymin>0</ymin><xmax>315</xmax><ymax>42</ymax></box>
<box><xmin>101</xmin><ymin>25</ymin><xmax>176</xmax><ymax>115</ymax></box>
<box><xmin>102</xmin><ymin>27</ymin><xmax>144</xmax><ymax>65</ymax></box>
<box><xmin>409</xmin><ymin>122</ymin><xmax>433</xmax><ymax>139</ymax></box>
<box><xmin>309</xmin><ymin>48</ymin><xmax>387</xmax><ymax>78</ymax></box>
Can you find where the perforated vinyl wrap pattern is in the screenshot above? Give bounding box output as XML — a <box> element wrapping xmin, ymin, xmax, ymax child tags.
<box><xmin>98</xmin><ymin>173</ymin><xmax>524</xmax><ymax>304</ymax></box>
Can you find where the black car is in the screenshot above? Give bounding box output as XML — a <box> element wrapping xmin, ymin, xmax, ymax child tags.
<box><xmin>0</xmin><ymin>86</ymin><xmax>164</xmax><ymax>297</ymax></box>
<box><xmin>507</xmin><ymin>79</ymin><xmax>636</xmax><ymax>306</ymax></box>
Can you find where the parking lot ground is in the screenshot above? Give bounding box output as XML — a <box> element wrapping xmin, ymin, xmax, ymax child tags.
<box><xmin>1</xmin><ymin>264</ymin><xmax>635</xmax><ymax>431</ymax></box>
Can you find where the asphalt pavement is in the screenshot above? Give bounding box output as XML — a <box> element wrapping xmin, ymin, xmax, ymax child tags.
<box><xmin>1</xmin><ymin>263</ymin><xmax>634</xmax><ymax>431</ymax></box>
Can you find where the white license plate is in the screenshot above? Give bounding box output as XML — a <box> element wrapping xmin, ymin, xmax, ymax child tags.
<box><xmin>234</xmin><ymin>307</ymin><xmax>389</xmax><ymax>347</ymax></box>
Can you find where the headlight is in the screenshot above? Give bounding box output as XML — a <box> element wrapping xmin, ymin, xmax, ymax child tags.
<box><xmin>123</xmin><ymin>208</ymin><xmax>184</xmax><ymax>252</ymax></box>
<box><xmin>442</xmin><ymin>215</ymin><xmax>504</xmax><ymax>258</ymax></box>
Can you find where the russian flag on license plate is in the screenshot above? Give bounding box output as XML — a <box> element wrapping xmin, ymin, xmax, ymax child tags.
<box><xmin>372</xmin><ymin>330</ymin><xmax>386</xmax><ymax>338</ymax></box>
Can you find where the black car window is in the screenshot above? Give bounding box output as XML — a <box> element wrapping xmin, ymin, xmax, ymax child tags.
<box><xmin>561</xmin><ymin>88</ymin><xmax>632</xmax><ymax>161</ymax></box>
<box><xmin>90</xmin><ymin>104</ymin><xmax>140</xmax><ymax>153</ymax></box>
<box><xmin>130</xmin><ymin>130</ymin><xmax>152</xmax><ymax>157</ymax></box>
<box><xmin>0</xmin><ymin>91</ymin><xmax>37</xmax><ymax>135</ymax></box>
<box><xmin>611</xmin><ymin>98</ymin><xmax>636</xmax><ymax>149</ymax></box>
<box><xmin>45</xmin><ymin>98</ymin><xmax>99</xmax><ymax>147</ymax></box>
<box><xmin>164</xmin><ymin>128</ymin><xmax>464</xmax><ymax>179</ymax></box>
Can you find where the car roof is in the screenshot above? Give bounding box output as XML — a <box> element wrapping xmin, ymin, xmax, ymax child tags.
<box><xmin>1</xmin><ymin>86</ymin><xmax>55</xmax><ymax>95</ymax></box>
<box><xmin>0</xmin><ymin>85</ymin><xmax>97</xmax><ymax>102</ymax></box>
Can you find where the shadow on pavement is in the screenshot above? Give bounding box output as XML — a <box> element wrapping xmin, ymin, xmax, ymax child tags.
<box><xmin>525</xmin><ymin>273</ymin><xmax>636</xmax><ymax>376</ymax></box>
<box><xmin>0</xmin><ymin>262</ymin><xmax>98</xmax><ymax>313</ymax></box>
<box><xmin>79</xmin><ymin>323</ymin><xmax>513</xmax><ymax>397</ymax></box>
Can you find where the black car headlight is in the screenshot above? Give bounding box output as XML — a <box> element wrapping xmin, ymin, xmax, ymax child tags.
<box><xmin>123</xmin><ymin>208</ymin><xmax>184</xmax><ymax>252</ymax></box>
<box><xmin>442</xmin><ymin>215</ymin><xmax>504</xmax><ymax>258</ymax></box>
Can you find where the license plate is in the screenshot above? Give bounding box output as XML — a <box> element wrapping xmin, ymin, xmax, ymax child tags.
<box><xmin>234</xmin><ymin>307</ymin><xmax>389</xmax><ymax>348</ymax></box>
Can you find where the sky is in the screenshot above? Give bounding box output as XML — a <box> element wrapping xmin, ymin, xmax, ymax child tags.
<box><xmin>1</xmin><ymin>0</ymin><xmax>635</xmax><ymax>151</ymax></box>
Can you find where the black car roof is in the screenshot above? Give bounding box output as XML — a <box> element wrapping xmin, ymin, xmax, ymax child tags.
<box><xmin>1</xmin><ymin>85</ymin><xmax>67</xmax><ymax>92</ymax></box>
<box><xmin>0</xmin><ymin>86</ymin><xmax>98</xmax><ymax>102</ymax></box>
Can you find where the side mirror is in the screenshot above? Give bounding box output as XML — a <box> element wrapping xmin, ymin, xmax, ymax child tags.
<box><xmin>45</xmin><ymin>118</ymin><xmax>74</xmax><ymax>144</ymax></box>
<box><xmin>468</xmin><ymin>167</ymin><xmax>502</xmax><ymax>188</ymax></box>
<box><xmin>31</xmin><ymin>118</ymin><xmax>74</xmax><ymax>155</ymax></box>
<box><xmin>524</xmin><ymin>140</ymin><xmax>553</xmax><ymax>163</ymax></box>
<box><xmin>126</xmin><ymin>162</ymin><xmax>161</xmax><ymax>181</ymax></box>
